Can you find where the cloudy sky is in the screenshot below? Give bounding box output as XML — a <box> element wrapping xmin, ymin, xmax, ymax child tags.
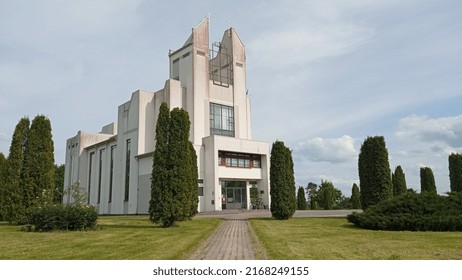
<box><xmin>1</xmin><ymin>0</ymin><xmax>461</xmax><ymax>196</ymax></box>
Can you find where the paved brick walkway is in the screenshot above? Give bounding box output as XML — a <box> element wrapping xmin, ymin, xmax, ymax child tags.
<box><xmin>189</xmin><ymin>209</ymin><xmax>357</xmax><ymax>260</ymax></box>
<box><xmin>189</xmin><ymin>219</ymin><xmax>258</xmax><ymax>260</ymax></box>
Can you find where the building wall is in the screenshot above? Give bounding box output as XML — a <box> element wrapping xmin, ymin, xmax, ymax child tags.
<box><xmin>64</xmin><ymin>18</ymin><xmax>270</xmax><ymax>214</ymax></box>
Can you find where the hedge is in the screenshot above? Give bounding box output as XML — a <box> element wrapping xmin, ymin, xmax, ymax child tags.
<box><xmin>347</xmin><ymin>192</ymin><xmax>462</xmax><ymax>231</ymax></box>
<box><xmin>28</xmin><ymin>204</ymin><xmax>98</xmax><ymax>232</ymax></box>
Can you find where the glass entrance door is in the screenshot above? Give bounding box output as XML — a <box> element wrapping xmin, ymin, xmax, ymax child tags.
<box><xmin>222</xmin><ymin>181</ymin><xmax>247</xmax><ymax>210</ymax></box>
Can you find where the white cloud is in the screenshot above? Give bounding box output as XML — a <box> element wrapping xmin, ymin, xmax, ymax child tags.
<box><xmin>396</xmin><ymin>115</ymin><xmax>462</xmax><ymax>148</ymax></box>
<box><xmin>247</xmin><ymin>1</ymin><xmax>375</xmax><ymax>70</ymax></box>
<box><xmin>295</xmin><ymin>135</ymin><xmax>357</xmax><ymax>163</ymax></box>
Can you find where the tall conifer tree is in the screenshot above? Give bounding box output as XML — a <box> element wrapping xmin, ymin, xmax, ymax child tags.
<box><xmin>21</xmin><ymin>115</ymin><xmax>55</xmax><ymax>211</ymax></box>
<box><xmin>167</xmin><ymin>108</ymin><xmax>191</xmax><ymax>223</ymax></box>
<box><xmin>0</xmin><ymin>152</ymin><xmax>7</xmax><ymax>220</ymax></box>
<box><xmin>351</xmin><ymin>183</ymin><xmax>361</xmax><ymax>209</ymax></box>
<box><xmin>296</xmin><ymin>186</ymin><xmax>307</xmax><ymax>210</ymax></box>
<box><xmin>149</xmin><ymin>102</ymin><xmax>171</xmax><ymax>226</ymax></box>
<box><xmin>187</xmin><ymin>141</ymin><xmax>199</xmax><ymax>219</ymax></box>
<box><xmin>358</xmin><ymin>136</ymin><xmax>392</xmax><ymax>209</ymax></box>
<box><xmin>420</xmin><ymin>167</ymin><xmax>437</xmax><ymax>194</ymax></box>
<box><xmin>149</xmin><ymin>104</ymin><xmax>198</xmax><ymax>227</ymax></box>
<box><xmin>2</xmin><ymin>117</ymin><xmax>30</xmax><ymax>223</ymax></box>
<box><xmin>392</xmin><ymin>165</ymin><xmax>407</xmax><ymax>196</ymax></box>
<box><xmin>449</xmin><ymin>153</ymin><xmax>462</xmax><ymax>192</ymax></box>
<box><xmin>270</xmin><ymin>140</ymin><xmax>296</xmax><ymax>220</ymax></box>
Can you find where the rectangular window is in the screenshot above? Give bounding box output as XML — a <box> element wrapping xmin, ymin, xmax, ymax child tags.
<box><xmin>97</xmin><ymin>149</ymin><xmax>105</xmax><ymax>203</ymax></box>
<box><xmin>210</xmin><ymin>103</ymin><xmax>235</xmax><ymax>137</ymax></box>
<box><xmin>108</xmin><ymin>145</ymin><xmax>116</xmax><ymax>203</ymax></box>
<box><xmin>172</xmin><ymin>58</ymin><xmax>179</xmax><ymax>80</ymax></box>
<box><xmin>124</xmin><ymin>139</ymin><xmax>131</xmax><ymax>202</ymax></box>
<box><xmin>88</xmin><ymin>152</ymin><xmax>95</xmax><ymax>204</ymax></box>
<box><xmin>198</xmin><ymin>187</ymin><xmax>204</xmax><ymax>196</ymax></box>
<box><xmin>218</xmin><ymin>151</ymin><xmax>262</xmax><ymax>169</ymax></box>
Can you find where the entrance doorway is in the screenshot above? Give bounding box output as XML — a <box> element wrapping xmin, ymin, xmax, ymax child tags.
<box><xmin>222</xmin><ymin>181</ymin><xmax>247</xmax><ymax>210</ymax></box>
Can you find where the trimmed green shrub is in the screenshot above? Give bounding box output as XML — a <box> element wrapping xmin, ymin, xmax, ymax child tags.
<box><xmin>347</xmin><ymin>192</ymin><xmax>462</xmax><ymax>231</ymax></box>
<box><xmin>29</xmin><ymin>204</ymin><xmax>97</xmax><ymax>232</ymax></box>
<box><xmin>358</xmin><ymin>136</ymin><xmax>393</xmax><ymax>209</ymax></box>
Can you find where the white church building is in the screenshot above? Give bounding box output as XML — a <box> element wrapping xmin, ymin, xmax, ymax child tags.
<box><xmin>63</xmin><ymin>19</ymin><xmax>270</xmax><ymax>214</ymax></box>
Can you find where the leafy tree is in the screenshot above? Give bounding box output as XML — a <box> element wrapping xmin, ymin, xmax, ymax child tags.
<box><xmin>351</xmin><ymin>183</ymin><xmax>361</xmax><ymax>209</ymax></box>
<box><xmin>392</xmin><ymin>165</ymin><xmax>407</xmax><ymax>196</ymax></box>
<box><xmin>1</xmin><ymin>117</ymin><xmax>30</xmax><ymax>223</ymax></box>
<box><xmin>358</xmin><ymin>136</ymin><xmax>392</xmax><ymax>209</ymax></box>
<box><xmin>449</xmin><ymin>153</ymin><xmax>462</xmax><ymax>192</ymax></box>
<box><xmin>297</xmin><ymin>186</ymin><xmax>307</xmax><ymax>210</ymax></box>
<box><xmin>306</xmin><ymin>182</ymin><xmax>318</xmax><ymax>210</ymax></box>
<box><xmin>420</xmin><ymin>167</ymin><xmax>437</xmax><ymax>195</ymax></box>
<box><xmin>270</xmin><ymin>140</ymin><xmax>296</xmax><ymax>220</ymax></box>
<box><xmin>316</xmin><ymin>180</ymin><xmax>344</xmax><ymax>210</ymax></box>
<box><xmin>21</xmin><ymin>115</ymin><xmax>55</xmax><ymax>212</ymax></box>
<box><xmin>53</xmin><ymin>164</ymin><xmax>65</xmax><ymax>204</ymax></box>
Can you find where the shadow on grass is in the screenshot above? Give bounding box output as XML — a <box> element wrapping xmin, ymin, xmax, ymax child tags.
<box><xmin>101</xmin><ymin>224</ymin><xmax>166</xmax><ymax>229</ymax></box>
<box><xmin>248</xmin><ymin>217</ymin><xmax>277</xmax><ymax>221</ymax></box>
<box><xmin>340</xmin><ymin>223</ymin><xmax>363</xmax><ymax>230</ymax></box>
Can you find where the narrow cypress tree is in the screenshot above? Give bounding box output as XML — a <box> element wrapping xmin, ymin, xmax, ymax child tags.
<box><xmin>270</xmin><ymin>140</ymin><xmax>296</xmax><ymax>220</ymax></box>
<box><xmin>53</xmin><ymin>164</ymin><xmax>65</xmax><ymax>204</ymax></box>
<box><xmin>2</xmin><ymin>117</ymin><xmax>30</xmax><ymax>223</ymax></box>
<box><xmin>449</xmin><ymin>153</ymin><xmax>462</xmax><ymax>192</ymax></box>
<box><xmin>149</xmin><ymin>104</ymin><xmax>197</xmax><ymax>227</ymax></box>
<box><xmin>319</xmin><ymin>180</ymin><xmax>335</xmax><ymax>210</ymax></box>
<box><xmin>149</xmin><ymin>102</ymin><xmax>170</xmax><ymax>226</ymax></box>
<box><xmin>392</xmin><ymin>165</ymin><xmax>407</xmax><ymax>196</ymax></box>
<box><xmin>351</xmin><ymin>183</ymin><xmax>361</xmax><ymax>209</ymax></box>
<box><xmin>0</xmin><ymin>152</ymin><xmax>7</xmax><ymax>220</ymax></box>
<box><xmin>420</xmin><ymin>167</ymin><xmax>437</xmax><ymax>194</ymax></box>
<box><xmin>21</xmin><ymin>115</ymin><xmax>55</xmax><ymax>212</ymax></box>
<box><xmin>296</xmin><ymin>186</ymin><xmax>307</xmax><ymax>210</ymax></box>
<box><xmin>306</xmin><ymin>182</ymin><xmax>318</xmax><ymax>210</ymax></box>
<box><xmin>167</xmin><ymin>108</ymin><xmax>191</xmax><ymax>224</ymax></box>
<box><xmin>358</xmin><ymin>136</ymin><xmax>392</xmax><ymax>209</ymax></box>
<box><xmin>187</xmin><ymin>141</ymin><xmax>199</xmax><ymax>219</ymax></box>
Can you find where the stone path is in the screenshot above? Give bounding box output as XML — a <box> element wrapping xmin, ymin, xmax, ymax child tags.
<box><xmin>188</xmin><ymin>209</ymin><xmax>358</xmax><ymax>260</ymax></box>
<box><xmin>189</xmin><ymin>219</ymin><xmax>259</xmax><ymax>260</ymax></box>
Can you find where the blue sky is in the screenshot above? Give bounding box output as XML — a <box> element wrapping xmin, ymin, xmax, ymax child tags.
<box><xmin>1</xmin><ymin>0</ymin><xmax>461</xmax><ymax>196</ymax></box>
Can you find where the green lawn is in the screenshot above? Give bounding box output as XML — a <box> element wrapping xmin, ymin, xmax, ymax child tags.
<box><xmin>250</xmin><ymin>217</ymin><xmax>462</xmax><ymax>260</ymax></box>
<box><xmin>0</xmin><ymin>216</ymin><xmax>221</xmax><ymax>260</ymax></box>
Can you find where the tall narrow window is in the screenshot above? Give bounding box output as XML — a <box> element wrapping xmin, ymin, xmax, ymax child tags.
<box><xmin>108</xmin><ymin>145</ymin><xmax>116</xmax><ymax>203</ymax></box>
<box><xmin>210</xmin><ymin>103</ymin><xmax>234</xmax><ymax>137</ymax></box>
<box><xmin>124</xmin><ymin>139</ymin><xmax>131</xmax><ymax>202</ymax></box>
<box><xmin>97</xmin><ymin>149</ymin><xmax>105</xmax><ymax>204</ymax></box>
<box><xmin>88</xmin><ymin>152</ymin><xmax>95</xmax><ymax>204</ymax></box>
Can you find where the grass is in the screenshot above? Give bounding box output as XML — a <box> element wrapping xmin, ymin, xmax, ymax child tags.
<box><xmin>249</xmin><ymin>217</ymin><xmax>462</xmax><ymax>260</ymax></box>
<box><xmin>0</xmin><ymin>215</ymin><xmax>221</xmax><ymax>260</ymax></box>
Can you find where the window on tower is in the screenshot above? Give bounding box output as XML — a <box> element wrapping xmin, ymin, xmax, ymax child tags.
<box><xmin>210</xmin><ymin>103</ymin><xmax>235</xmax><ymax>137</ymax></box>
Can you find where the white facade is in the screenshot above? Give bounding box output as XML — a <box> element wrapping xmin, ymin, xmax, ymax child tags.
<box><xmin>63</xmin><ymin>19</ymin><xmax>270</xmax><ymax>214</ymax></box>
